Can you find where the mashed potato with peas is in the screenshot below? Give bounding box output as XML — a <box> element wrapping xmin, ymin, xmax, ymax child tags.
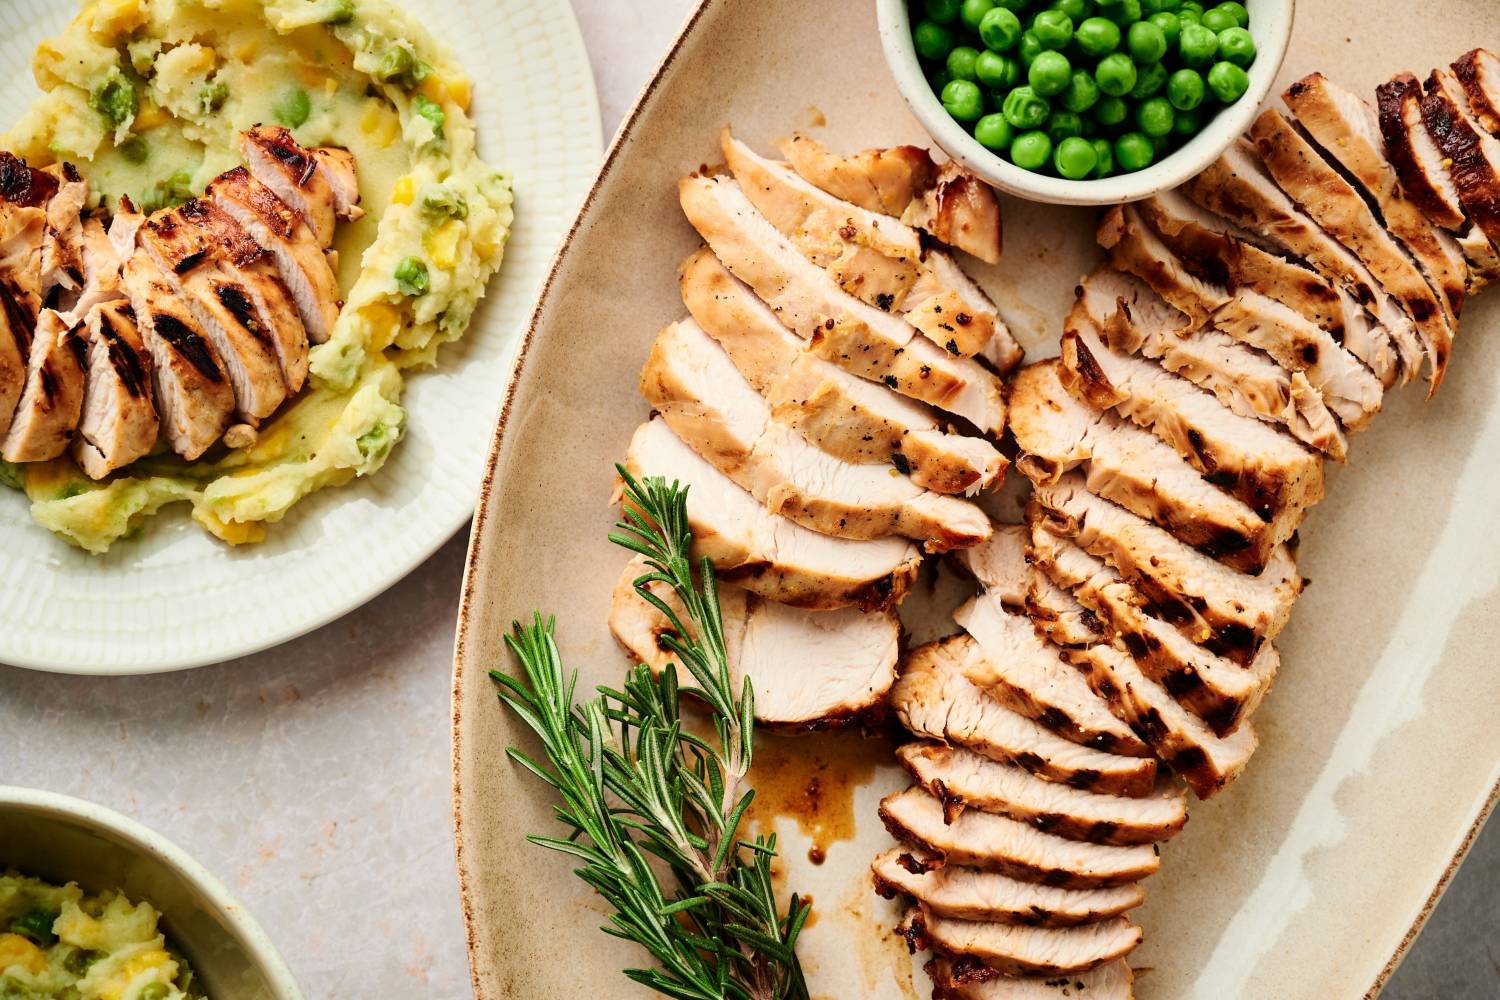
<box><xmin>0</xmin><ymin>872</ymin><xmax>202</xmax><ymax>1000</ymax></box>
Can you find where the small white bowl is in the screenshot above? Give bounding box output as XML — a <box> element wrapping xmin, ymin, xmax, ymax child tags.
<box><xmin>0</xmin><ymin>787</ymin><xmax>302</xmax><ymax>1000</ymax></box>
<box><xmin>876</xmin><ymin>0</ymin><xmax>1296</xmax><ymax>205</ymax></box>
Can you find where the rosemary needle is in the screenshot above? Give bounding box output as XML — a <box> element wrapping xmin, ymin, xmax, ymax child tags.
<box><xmin>490</xmin><ymin>467</ymin><xmax>811</xmax><ymax>1000</ymax></box>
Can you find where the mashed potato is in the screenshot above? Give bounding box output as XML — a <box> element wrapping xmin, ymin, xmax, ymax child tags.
<box><xmin>0</xmin><ymin>0</ymin><xmax>513</xmax><ymax>552</ymax></box>
<box><xmin>0</xmin><ymin>872</ymin><xmax>202</xmax><ymax>999</ymax></box>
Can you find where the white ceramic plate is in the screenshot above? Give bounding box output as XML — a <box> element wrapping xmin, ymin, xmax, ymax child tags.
<box><xmin>451</xmin><ymin>1</ymin><xmax>1500</xmax><ymax>998</ymax></box>
<box><xmin>0</xmin><ymin>0</ymin><xmax>601</xmax><ymax>674</ymax></box>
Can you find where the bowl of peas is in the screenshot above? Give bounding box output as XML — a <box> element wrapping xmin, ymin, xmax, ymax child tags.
<box><xmin>877</xmin><ymin>0</ymin><xmax>1294</xmax><ymax>204</ymax></box>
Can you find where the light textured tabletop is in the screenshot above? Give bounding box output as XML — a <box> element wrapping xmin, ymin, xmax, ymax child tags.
<box><xmin>0</xmin><ymin>2</ymin><xmax>1494</xmax><ymax>998</ymax></box>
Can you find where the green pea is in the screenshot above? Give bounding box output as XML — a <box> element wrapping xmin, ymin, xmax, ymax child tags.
<box><xmin>1047</xmin><ymin>110</ymin><xmax>1084</xmax><ymax>141</ymax></box>
<box><xmin>1101</xmin><ymin>0</ymin><xmax>1142</xmax><ymax>25</ymax></box>
<box><xmin>10</xmin><ymin>908</ymin><xmax>58</xmax><ymax>946</ymax></box>
<box><xmin>1179</xmin><ymin>22</ymin><xmax>1218</xmax><ymax>66</ymax></box>
<box><xmin>1053</xmin><ymin>0</ymin><xmax>1092</xmax><ymax>18</ymax></box>
<box><xmin>421</xmin><ymin>184</ymin><xmax>469</xmax><ymax>220</ymax></box>
<box><xmin>1215</xmin><ymin>1</ymin><xmax>1248</xmax><ymax>26</ymax></box>
<box><xmin>273</xmin><ymin>87</ymin><xmax>312</xmax><ymax>128</ymax></box>
<box><xmin>1115</xmin><ymin>130</ymin><xmax>1156</xmax><ymax>171</ymax></box>
<box><xmin>1180</xmin><ymin>0</ymin><xmax>1204</xmax><ymax>13</ymax></box>
<box><xmin>1130</xmin><ymin>60</ymin><xmax>1167</xmax><ymax>98</ymax></box>
<box><xmin>1018</xmin><ymin>30</ymin><xmax>1045</xmax><ymax>66</ymax></box>
<box><xmin>978</xmin><ymin>8</ymin><xmax>1023</xmax><ymax>50</ymax></box>
<box><xmin>1028</xmin><ymin>50</ymin><xmax>1072</xmax><ymax>96</ymax></box>
<box><xmin>89</xmin><ymin>72</ymin><xmax>137</xmax><ymax>129</ymax></box>
<box><xmin>138</xmin><ymin>985</ymin><xmax>171</xmax><ymax>1000</ymax></box>
<box><xmin>1094</xmin><ymin>94</ymin><xmax>1128</xmax><ymax>125</ymax></box>
<box><xmin>1127</xmin><ymin>21</ymin><xmax>1167</xmax><ymax>64</ymax></box>
<box><xmin>375</xmin><ymin>44</ymin><xmax>415</xmax><ymax>84</ymax></box>
<box><xmin>960</xmin><ymin>0</ymin><xmax>997</xmax><ymax>30</ymax></box>
<box><xmin>1216</xmin><ymin>26</ymin><xmax>1256</xmax><ymax>67</ymax></box>
<box><xmin>1061</xmin><ymin>68</ymin><xmax>1101</xmax><ymax>111</ymax></box>
<box><xmin>1148</xmin><ymin>11</ymin><xmax>1181</xmax><ymax>45</ymax></box>
<box><xmin>948</xmin><ymin>46</ymin><xmax>982</xmax><ymax>80</ymax></box>
<box><xmin>942</xmin><ymin>78</ymin><xmax>986</xmax><ymax>121</ymax></box>
<box><xmin>1136</xmin><ymin>95</ymin><xmax>1175</xmax><ymax>135</ymax></box>
<box><xmin>63</xmin><ymin>948</ymin><xmax>103</xmax><ymax>976</ymax></box>
<box><xmin>925</xmin><ymin>0</ymin><xmax>963</xmax><ymax>23</ymax></box>
<box><xmin>974</xmin><ymin>112</ymin><xmax>1016</xmax><ymax>150</ymax></box>
<box><xmin>1010</xmin><ymin>129</ymin><xmax>1053</xmax><ymax>170</ymax></box>
<box><xmin>1172</xmin><ymin>104</ymin><xmax>1204</xmax><ymax>134</ymax></box>
<box><xmin>1200</xmin><ymin>5</ymin><xmax>1235</xmax><ymax>31</ymax></box>
<box><xmin>1096</xmin><ymin>53</ymin><xmax>1138</xmax><ymax>96</ymax></box>
<box><xmin>1090</xmin><ymin>137</ymin><xmax>1115</xmax><ymax>175</ymax></box>
<box><xmin>1207</xmin><ymin>60</ymin><xmax>1250</xmax><ymax>102</ymax></box>
<box><xmin>1167</xmin><ymin>67</ymin><xmax>1205</xmax><ymax>109</ymax></box>
<box><xmin>1075</xmin><ymin>16</ymin><xmax>1121</xmax><ymax>55</ymax></box>
<box><xmin>1177</xmin><ymin>8</ymin><xmax>1200</xmax><ymax>24</ymax></box>
<box><xmin>412</xmin><ymin>93</ymin><xmax>446</xmax><ymax>139</ymax></box>
<box><xmin>914</xmin><ymin>20</ymin><xmax>956</xmax><ymax>61</ymax></box>
<box><xmin>117</xmin><ymin>136</ymin><xmax>150</xmax><ymax>164</ymax></box>
<box><xmin>395</xmin><ymin>256</ymin><xmax>430</xmax><ymax>296</ymax></box>
<box><xmin>1002</xmin><ymin>85</ymin><xmax>1052</xmax><ymax>128</ymax></box>
<box><xmin>1032</xmin><ymin>9</ymin><xmax>1074</xmax><ymax>48</ymax></box>
<box><xmin>200</xmin><ymin>80</ymin><xmax>229</xmax><ymax>113</ymax></box>
<box><xmin>976</xmin><ymin>50</ymin><xmax>1021</xmax><ymax>88</ymax></box>
<box><xmin>1051</xmin><ymin>135</ymin><xmax>1097</xmax><ymax>179</ymax></box>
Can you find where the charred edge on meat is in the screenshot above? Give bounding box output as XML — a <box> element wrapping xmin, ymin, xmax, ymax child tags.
<box><xmin>152</xmin><ymin>314</ymin><xmax>225</xmax><ymax>382</ymax></box>
<box><xmin>100</xmin><ymin>310</ymin><xmax>149</xmax><ymax>399</ymax></box>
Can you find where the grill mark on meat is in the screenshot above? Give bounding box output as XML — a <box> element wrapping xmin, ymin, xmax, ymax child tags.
<box><xmin>0</xmin><ymin>280</ymin><xmax>35</xmax><ymax>356</ymax></box>
<box><xmin>0</xmin><ymin>152</ymin><xmax>58</xmax><ymax>206</ymax></box>
<box><xmin>265</xmin><ymin>134</ymin><xmax>318</xmax><ymax>186</ymax></box>
<box><xmin>152</xmin><ymin>313</ymin><xmax>225</xmax><ymax>382</ymax></box>
<box><xmin>101</xmin><ymin>310</ymin><xmax>149</xmax><ymax>399</ymax></box>
<box><xmin>1422</xmin><ymin>71</ymin><xmax>1500</xmax><ymax>240</ymax></box>
<box><xmin>213</xmin><ymin>281</ymin><xmax>271</xmax><ymax>346</ymax></box>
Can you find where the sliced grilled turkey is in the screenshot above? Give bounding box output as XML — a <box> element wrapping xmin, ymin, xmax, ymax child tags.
<box><xmin>1030</xmin><ymin>474</ymin><xmax>1300</xmax><ymax>667</ymax></box>
<box><xmin>1183</xmin><ymin>139</ymin><xmax>1423</xmax><ymax>381</ymax></box>
<box><xmin>1026</xmin><ymin>564</ymin><xmax>1109</xmax><ymax>650</ymax></box>
<box><xmin>1377</xmin><ymin>72</ymin><xmax>1469</xmax><ymax>230</ymax></box>
<box><xmin>641</xmin><ymin>318</ymin><xmax>990</xmax><ymax>551</ymax></box>
<box><xmin>1420</xmin><ymin>69</ymin><xmax>1500</xmax><ymax>257</ymax></box>
<box><xmin>38</xmin><ymin>163</ymin><xmax>88</xmax><ymax>300</ymax></box>
<box><xmin>73</xmin><ymin>301</ymin><xmax>158</xmax><ymax>479</ymax></box>
<box><xmin>678</xmin><ymin>248</ymin><xmax>1006</xmax><ymax>494</ymax></box>
<box><xmin>1010</xmin><ymin>360</ymin><xmax>1278</xmax><ymax>573</ymax></box>
<box><xmin>901</xmin><ymin>906</ymin><xmax>1141</xmax><ymax>977</ymax></box>
<box><xmin>915</xmin><ymin>249</ymin><xmax>1024</xmax><ymax>372</ymax></box>
<box><xmin>1060</xmin><ymin>310</ymin><xmax>1326</xmax><ymax>518</ymax></box>
<box><xmin>608</xmin><ymin>555</ymin><xmax>897</xmax><ymax>727</ymax></box>
<box><xmin>1064</xmin><ymin>639</ymin><xmax>1258</xmax><ymax>799</ymax></box>
<box><xmin>873</xmin><ymin>848</ymin><xmax>1145</xmax><ymax>926</ymax></box>
<box><xmin>0</xmin><ymin>158</ymin><xmax>54</xmax><ymax>438</ymax></box>
<box><xmin>208</xmin><ymin>165</ymin><xmax>341</xmax><ymax>343</ymax></box>
<box><xmin>120</xmin><ymin>253</ymin><xmax>234</xmax><ymax>459</ymax></box>
<box><xmin>625</xmin><ymin>415</ymin><xmax>922</xmax><ymax>610</ymax></box>
<box><xmin>1250</xmin><ymin>108</ymin><xmax>1453</xmax><ymax>389</ymax></box>
<box><xmin>777</xmin><ymin>133</ymin><xmax>938</xmax><ymax>217</ymax></box>
<box><xmin>0</xmin><ymin>310</ymin><xmax>86</xmax><ymax>462</ymax></box>
<box><xmin>137</xmin><ymin>209</ymin><xmax>288</xmax><ymax>421</ymax></box>
<box><xmin>175</xmin><ymin>198</ymin><xmax>309</xmax><ymax>393</ymax></box>
<box><xmin>897</xmin><ymin>742</ymin><xmax>1186</xmax><ymax>846</ymax></box>
<box><xmin>1284</xmin><ymin>74</ymin><xmax>1467</xmax><ymax>329</ymax></box>
<box><xmin>723</xmin><ymin>130</ymin><xmax>924</xmax><ymax>312</ymax></box>
<box><xmin>1030</xmin><ymin>525</ymin><xmax>1277</xmax><ymax>737</ymax></box>
<box><xmin>1100</xmin><ymin>205</ymin><xmax>1383</xmax><ymax>427</ymax></box>
<box><xmin>956</xmin><ymin>522</ymin><xmax>1031</xmax><ymax>607</ymax></box>
<box><xmin>309</xmin><ymin>146</ymin><xmax>364</xmax><ymax>223</ymax></box>
<box><xmin>894</xmin><ymin>635</ymin><xmax>1159</xmax><ymax>798</ymax></box>
<box><xmin>926</xmin><ymin>955</ymin><xmax>1134</xmax><ymax>1000</ymax></box>
<box><xmin>239</xmin><ymin>125</ymin><xmax>339</xmax><ymax>247</ymax></box>
<box><xmin>956</xmin><ymin>591</ymin><xmax>1152</xmax><ymax>758</ymax></box>
<box><xmin>1077</xmin><ymin>269</ymin><xmax>1343</xmax><ymax>453</ymax></box>
<box><xmin>70</xmin><ymin>217</ymin><xmax>127</xmax><ymax>319</ymax></box>
<box><xmin>678</xmin><ymin>175</ymin><xmax>1005</xmax><ymax>432</ymax></box>
<box><xmin>880</xmin><ymin>787</ymin><xmax>1160</xmax><ymax>889</ymax></box>
<box><xmin>900</xmin><ymin>161</ymin><xmax>1005</xmax><ymax>265</ymax></box>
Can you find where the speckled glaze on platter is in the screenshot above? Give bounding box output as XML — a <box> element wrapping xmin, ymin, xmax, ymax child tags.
<box><xmin>0</xmin><ymin>0</ymin><xmax>601</xmax><ymax>674</ymax></box>
<box><xmin>451</xmin><ymin>1</ymin><xmax>1500</xmax><ymax>997</ymax></box>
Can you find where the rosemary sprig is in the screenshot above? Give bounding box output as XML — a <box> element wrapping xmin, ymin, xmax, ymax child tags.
<box><xmin>490</xmin><ymin>467</ymin><xmax>811</xmax><ymax>1000</ymax></box>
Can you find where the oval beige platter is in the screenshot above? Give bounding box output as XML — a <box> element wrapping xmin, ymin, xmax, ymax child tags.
<box><xmin>452</xmin><ymin>1</ymin><xmax>1500</xmax><ymax>997</ymax></box>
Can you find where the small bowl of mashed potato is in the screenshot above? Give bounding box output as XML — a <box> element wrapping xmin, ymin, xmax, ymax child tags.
<box><xmin>0</xmin><ymin>787</ymin><xmax>300</xmax><ymax>1000</ymax></box>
